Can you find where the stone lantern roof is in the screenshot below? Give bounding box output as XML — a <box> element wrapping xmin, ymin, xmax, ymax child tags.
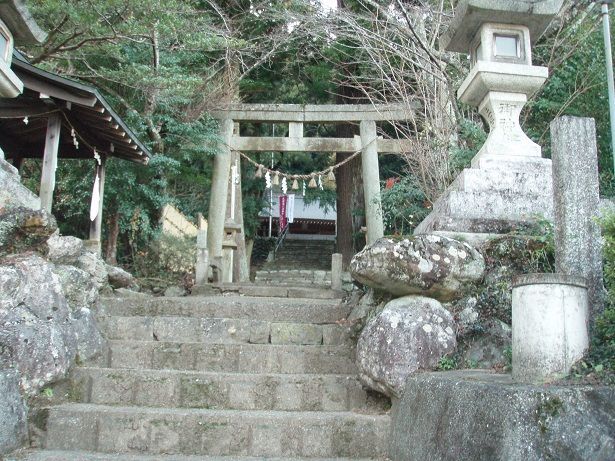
<box><xmin>441</xmin><ymin>0</ymin><xmax>564</xmax><ymax>53</ymax></box>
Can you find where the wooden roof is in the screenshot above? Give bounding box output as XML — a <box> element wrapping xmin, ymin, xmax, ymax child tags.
<box><xmin>0</xmin><ymin>54</ymin><xmax>151</xmax><ymax>164</ymax></box>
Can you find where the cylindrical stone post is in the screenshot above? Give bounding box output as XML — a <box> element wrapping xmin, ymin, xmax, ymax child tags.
<box><xmin>331</xmin><ymin>253</ymin><xmax>343</xmax><ymax>291</ymax></box>
<box><xmin>195</xmin><ymin>216</ymin><xmax>208</xmax><ymax>286</ymax></box>
<box><xmin>512</xmin><ymin>274</ymin><xmax>589</xmax><ymax>383</ymax></box>
<box><xmin>550</xmin><ymin>116</ymin><xmax>605</xmax><ymax>324</ymax></box>
<box><xmin>207</xmin><ymin>119</ymin><xmax>233</xmax><ymax>279</ymax></box>
<box><xmin>360</xmin><ymin>120</ymin><xmax>384</xmax><ymax>245</ymax></box>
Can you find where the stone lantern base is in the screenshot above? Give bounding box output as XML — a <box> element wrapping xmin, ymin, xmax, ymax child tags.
<box><xmin>414</xmin><ymin>155</ymin><xmax>553</xmax><ymax>238</ymax></box>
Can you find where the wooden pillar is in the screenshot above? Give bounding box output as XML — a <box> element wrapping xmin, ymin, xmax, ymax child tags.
<box><xmin>39</xmin><ymin>113</ymin><xmax>62</xmax><ymax>212</ymax></box>
<box><xmin>360</xmin><ymin>120</ymin><xmax>384</xmax><ymax>245</ymax></box>
<box><xmin>89</xmin><ymin>156</ymin><xmax>106</xmax><ymax>254</ymax></box>
<box><xmin>207</xmin><ymin>119</ymin><xmax>233</xmax><ymax>279</ymax></box>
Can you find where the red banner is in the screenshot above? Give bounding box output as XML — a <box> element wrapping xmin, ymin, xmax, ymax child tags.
<box><xmin>279</xmin><ymin>194</ymin><xmax>288</xmax><ymax>232</ymax></box>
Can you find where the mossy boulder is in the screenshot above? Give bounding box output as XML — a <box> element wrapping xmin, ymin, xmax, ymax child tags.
<box><xmin>350</xmin><ymin>235</ymin><xmax>485</xmax><ymax>302</ymax></box>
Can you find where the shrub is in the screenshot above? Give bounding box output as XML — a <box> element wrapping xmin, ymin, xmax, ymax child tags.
<box><xmin>587</xmin><ymin>212</ymin><xmax>615</xmax><ymax>371</ymax></box>
<box><xmin>132</xmin><ymin>232</ymin><xmax>196</xmax><ymax>288</ymax></box>
<box><xmin>380</xmin><ymin>176</ymin><xmax>429</xmax><ymax>236</ymax></box>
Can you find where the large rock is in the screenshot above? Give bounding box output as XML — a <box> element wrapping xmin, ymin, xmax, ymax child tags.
<box><xmin>71</xmin><ymin>307</ymin><xmax>106</xmax><ymax>362</ymax></box>
<box><xmin>0</xmin><ymin>306</ymin><xmax>76</xmax><ymax>395</ymax></box>
<box><xmin>106</xmin><ymin>263</ymin><xmax>135</xmax><ymax>289</ymax></box>
<box><xmin>0</xmin><ymin>159</ymin><xmax>41</xmax><ymax>211</ymax></box>
<box><xmin>350</xmin><ymin>235</ymin><xmax>485</xmax><ymax>301</ymax></box>
<box><xmin>0</xmin><ymin>254</ymin><xmax>71</xmax><ymax>324</ymax></box>
<box><xmin>47</xmin><ymin>232</ymin><xmax>84</xmax><ymax>264</ymax></box>
<box><xmin>54</xmin><ymin>265</ymin><xmax>98</xmax><ymax>311</ymax></box>
<box><xmin>77</xmin><ymin>251</ymin><xmax>108</xmax><ymax>291</ymax></box>
<box><xmin>390</xmin><ymin>371</ymin><xmax>615</xmax><ymax>461</ymax></box>
<box><xmin>356</xmin><ymin>296</ymin><xmax>457</xmax><ymax>398</ymax></box>
<box><xmin>0</xmin><ymin>254</ymin><xmax>77</xmax><ymax>394</ymax></box>
<box><xmin>0</xmin><ymin>369</ymin><xmax>28</xmax><ymax>455</ymax></box>
<box><xmin>0</xmin><ymin>207</ymin><xmax>57</xmax><ymax>256</ymax></box>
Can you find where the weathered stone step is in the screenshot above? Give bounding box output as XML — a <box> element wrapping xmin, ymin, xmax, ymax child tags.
<box><xmin>41</xmin><ymin>404</ymin><xmax>390</xmax><ymax>458</ymax></box>
<box><xmin>69</xmin><ymin>367</ymin><xmax>369</xmax><ymax>412</ymax></box>
<box><xmin>253</xmin><ymin>280</ymin><xmax>332</xmax><ymax>288</ymax></box>
<box><xmin>98</xmin><ymin>340</ymin><xmax>357</xmax><ymax>375</ymax></box>
<box><xmin>99</xmin><ymin>316</ymin><xmax>353</xmax><ymax>345</ymax></box>
<box><xmin>100</xmin><ymin>296</ymin><xmax>348</xmax><ymax>322</ymax></box>
<box><xmin>211</xmin><ymin>285</ymin><xmax>343</xmax><ymax>300</ymax></box>
<box><xmin>8</xmin><ymin>449</ymin><xmax>379</xmax><ymax>461</ymax></box>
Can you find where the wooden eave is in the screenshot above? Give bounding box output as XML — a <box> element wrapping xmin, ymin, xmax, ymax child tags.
<box><xmin>0</xmin><ymin>55</ymin><xmax>151</xmax><ymax>164</ymax></box>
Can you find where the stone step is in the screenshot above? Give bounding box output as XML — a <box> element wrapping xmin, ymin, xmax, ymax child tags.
<box><xmin>256</xmin><ymin>269</ymin><xmax>331</xmax><ymax>274</ymax></box>
<box><xmin>253</xmin><ymin>278</ymin><xmax>332</xmax><ymax>286</ymax></box>
<box><xmin>253</xmin><ymin>276</ymin><xmax>332</xmax><ymax>285</ymax></box>
<box><xmin>8</xmin><ymin>449</ymin><xmax>379</xmax><ymax>461</ymax></box>
<box><xmin>98</xmin><ymin>340</ymin><xmax>358</xmax><ymax>375</ymax></box>
<box><xmin>69</xmin><ymin>367</ymin><xmax>369</xmax><ymax>412</ymax></box>
<box><xmin>41</xmin><ymin>404</ymin><xmax>390</xmax><ymax>458</ymax></box>
<box><xmin>98</xmin><ymin>316</ymin><xmax>353</xmax><ymax>345</ymax></box>
<box><xmin>100</xmin><ymin>296</ymin><xmax>349</xmax><ymax>322</ymax></box>
<box><xmin>210</xmin><ymin>285</ymin><xmax>343</xmax><ymax>300</ymax></box>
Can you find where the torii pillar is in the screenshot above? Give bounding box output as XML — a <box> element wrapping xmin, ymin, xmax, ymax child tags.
<box><xmin>360</xmin><ymin>120</ymin><xmax>384</xmax><ymax>245</ymax></box>
<box><xmin>207</xmin><ymin>119</ymin><xmax>233</xmax><ymax>281</ymax></box>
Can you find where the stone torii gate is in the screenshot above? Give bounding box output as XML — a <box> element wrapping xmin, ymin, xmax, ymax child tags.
<box><xmin>207</xmin><ymin>103</ymin><xmax>416</xmax><ymax>284</ymax></box>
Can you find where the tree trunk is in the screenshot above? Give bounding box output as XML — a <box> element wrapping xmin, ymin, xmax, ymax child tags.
<box><xmin>335</xmin><ymin>0</ymin><xmax>366</xmax><ymax>268</ymax></box>
<box><xmin>105</xmin><ymin>210</ymin><xmax>120</xmax><ymax>265</ymax></box>
<box><xmin>335</xmin><ymin>129</ymin><xmax>365</xmax><ymax>268</ymax></box>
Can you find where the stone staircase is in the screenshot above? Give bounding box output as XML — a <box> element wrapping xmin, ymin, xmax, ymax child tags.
<box><xmin>11</xmin><ymin>293</ymin><xmax>390</xmax><ymax>460</ymax></box>
<box><xmin>255</xmin><ymin>239</ymin><xmax>335</xmax><ymax>288</ymax></box>
<box><xmin>264</xmin><ymin>239</ymin><xmax>335</xmax><ymax>271</ymax></box>
<box><xmin>254</xmin><ymin>269</ymin><xmax>332</xmax><ymax>288</ymax></box>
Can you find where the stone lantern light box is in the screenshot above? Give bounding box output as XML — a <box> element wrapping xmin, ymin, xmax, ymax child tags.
<box><xmin>441</xmin><ymin>0</ymin><xmax>564</xmax><ymax>164</ymax></box>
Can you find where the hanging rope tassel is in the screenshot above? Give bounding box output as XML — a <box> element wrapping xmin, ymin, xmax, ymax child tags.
<box><xmin>254</xmin><ymin>165</ymin><xmax>263</xmax><ymax>178</ymax></box>
<box><xmin>308</xmin><ymin>175</ymin><xmax>317</xmax><ymax>188</ymax></box>
<box><xmin>327</xmin><ymin>169</ymin><xmax>336</xmax><ymax>181</ymax></box>
<box><xmin>291</xmin><ymin>177</ymin><xmax>299</xmax><ymax>190</ymax></box>
<box><xmin>273</xmin><ymin>171</ymin><xmax>280</xmax><ymax>186</ymax></box>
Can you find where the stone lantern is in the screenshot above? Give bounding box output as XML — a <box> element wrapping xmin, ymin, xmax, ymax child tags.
<box><xmin>442</xmin><ymin>0</ymin><xmax>563</xmax><ymax>163</ymax></box>
<box><xmin>413</xmin><ymin>0</ymin><xmax>564</xmax><ymax>239</ymax></box>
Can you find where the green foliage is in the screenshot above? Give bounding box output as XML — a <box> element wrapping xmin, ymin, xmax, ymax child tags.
<box><xmin>535</xmin><ymin>395</ymin><xmax>563</xmax><ymax>435</ymax></box>
<box><xmin>449</xmin><ymin>118</ymin><xmax>487</xmax><ymax>174</ymax></box>
<box><xmin>41</xmin><ymin>388</ymin><xmax>54</xmax><ymax>398</ymax></box>
<box><xmin>436</xmin><ymin>356</ymin><xmax>457</xmax><ymax>371</ymax></box>
<box><xmin>527</xmin><ymin>15</ymin><xmax>614</xmax><ymax>197</ymax></box>
<box><xmin>132</xmin><ymin>233</ymin><xmax>196</xmax><ymax>287</ymax></box>
<box><xmin>503</xmin><ymin>346</ymin><xmax>513</xmax><ymax>370</ymax></box>
<box><xmin>380</xmin><ymin>176</ymin><xmax>428</xmax><ymax>236</ymax></box>
<box><xmin>586</xmin><ymin>212</ymin><xmax>615</xmax><ymax>371</ymax></box>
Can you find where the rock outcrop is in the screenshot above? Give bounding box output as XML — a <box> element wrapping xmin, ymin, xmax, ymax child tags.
<box><xmin>0</xmin><ymin>369</ymin><xmax>28</xmax><ymax>455</ymax></box>
<box><xmin>350</xmin><ymin>235</ymin><xmax>485</xmax><ymax>302</ymax></box>
<box><xmin>390</xmin><ymin>371</ymin><xmax>615</xmax><ymax>461</ymax></box>
<box><xmin>106</xmin><ymin>264</ymin><xmax>135</xmax><ymax>289</ymax></box>
<box><xmin>0</xmin><ymin>253</ymin><xmax>95</xmax><ymax>394</ymax></box>
<box><xmin>47</xmin><ymin>232</ymin><xmax>84</xmax><ymax>264</ymax></box>
<box><xmin>0</xmin><ymin>209</ymin><xmax>112</xmax><ymax>395</ymax></box>
<box><xmin>356</xmin><ymin>295</ymin><xmax>457</xmax><ymax>398</ymax></box>
<box><xmin>0</xmin><ymin>207</ymin><xmax>57</xmax><ymax>257</ymax></box>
